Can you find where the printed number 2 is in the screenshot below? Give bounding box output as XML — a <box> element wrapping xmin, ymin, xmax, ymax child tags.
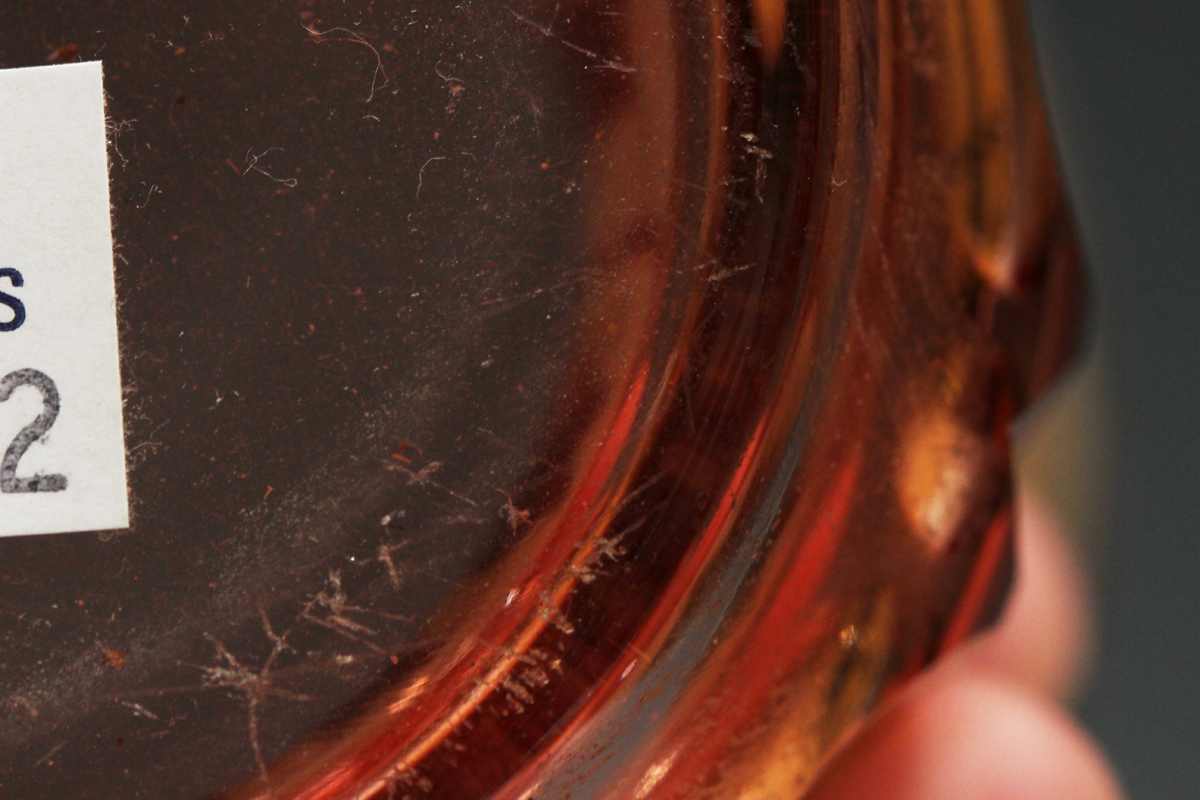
<box><xmin>0</xmin><ymin>369</ymin><xmax>66</xmax><ymax>493</ymax></box>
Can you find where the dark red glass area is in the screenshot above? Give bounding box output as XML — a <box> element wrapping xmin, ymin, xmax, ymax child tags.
<box><xmin>0</xmin><ymin>1</ymin><xmax>1079</xmax><ymax>798</ymax></box>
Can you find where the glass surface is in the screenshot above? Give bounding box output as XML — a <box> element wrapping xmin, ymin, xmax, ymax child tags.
<box><xmin>0</xmin><ymin>1</ymin><xmax>1079</xmax><ymax>798</ymax></box>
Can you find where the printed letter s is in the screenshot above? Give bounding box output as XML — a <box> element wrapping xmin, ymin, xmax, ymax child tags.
<box><xmin>0</xmin><ymin>268</ymin><xmax>24</xmax><ymax>332</ymax></box>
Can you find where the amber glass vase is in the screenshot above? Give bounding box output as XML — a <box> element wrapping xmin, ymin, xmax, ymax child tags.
<box><xmin>0</xmin><ymin>1</ymin><xmax>1079</xmax><ymax>798</ymax></box>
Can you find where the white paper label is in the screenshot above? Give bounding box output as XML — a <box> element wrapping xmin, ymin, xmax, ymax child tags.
<box><xmin>0</xmin><ymin>62</ymin><xmax>128</xmax><ymax>537</ymax></box>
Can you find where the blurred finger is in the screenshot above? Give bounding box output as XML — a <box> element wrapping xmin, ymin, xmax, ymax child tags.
<box><xmin>950</xmin><ymin>490</ymin><xmax>1096</xmax><ymax>700</ymax></box>
<box><xmin>803</xmin><ymin>490</ymin><xmax>1121</xmax><ymax>799</ymax></box>
<box><xmin>806</xmin><ymin>676</ymin><xmax>1123</xmax><ymax>800</ymax></box>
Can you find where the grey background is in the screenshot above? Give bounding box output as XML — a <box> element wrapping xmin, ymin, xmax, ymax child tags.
<box><xmin>1023</xmin><ymin>1</ymin><xmax>1200</xmax><ymax>797</ymax></box>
